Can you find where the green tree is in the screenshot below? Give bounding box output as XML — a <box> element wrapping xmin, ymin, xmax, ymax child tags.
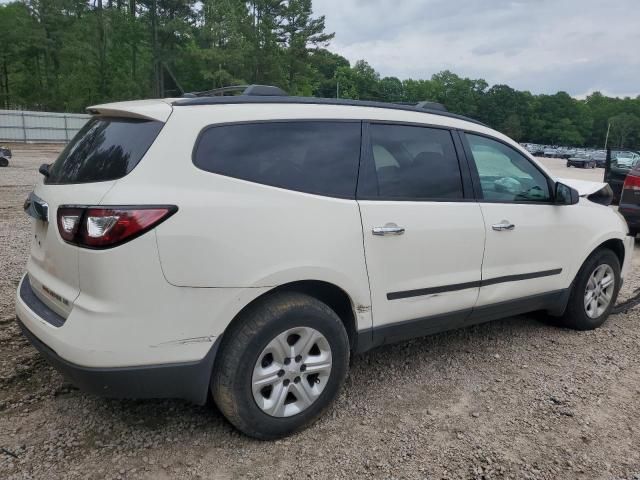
<box><xmin>609</xmin><ymin>113</ymin><xmax>640</xmax><ymax>148</ymax></box>
<box><xmin>0</xmin><ymin>0</ymin><xmax>638</xmax><ymax>152</ymax></box>
<box><xmin>279</xmin><ymin>0</ymin><xmax>333</xmax><ymax>94</ymax></box>
<box><xmin>378</xmin><ymin>76</ymin><xmax>403</xmax><ymax>102</ymax></box>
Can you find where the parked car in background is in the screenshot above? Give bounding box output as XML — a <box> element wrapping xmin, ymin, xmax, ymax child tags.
<box><xmin>619</xmin><ymin>163</ymin><xmax>640</xmax><ymax>236</ymax></box>
<box><xmin>16</xmin><ymin>87</ymin><xmax>633</xmax><ymax>439</ymax></box>
<box><xmin>567</xmin><ymin>153</ymin><xmax>596</xmax><ymax>168</ymax></box>
<box><xmin>592</xmin><ymin>151</ymin><xmax>607</xmax><ymax>168</ymax></box>
<box><xmin>558</xmin><ymin>148</ymin><xmax>575</xmax><ymax>159</ymax></box>
<box><xmin>543</xmin><ymin>147</ymin><xmax>557</xmax><ymax>158</ymax></box>
<box><xmin>523</xmin><ymin>143</ymin><xmax>545</xmax><ymax>157</ymax></box>
<box><xmin>605</xmin><ymin>151</ymin><xmax>640</xmax><ymax>204</ymax></box>
<box><xmin>613</xmin><ymin>151</ymin><xmax>640</xmax><ymax>168</ymax></box>
<box><xmin>0</xmin><ymin>145</ymin><xmax>11</xmax><ymax>167</ymax></box>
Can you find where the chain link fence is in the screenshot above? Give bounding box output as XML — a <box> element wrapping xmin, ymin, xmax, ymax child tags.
<box><xmin>0</xmin><ymin>109</ymin><xmax>89</xmax><ymax>143</ymax></box>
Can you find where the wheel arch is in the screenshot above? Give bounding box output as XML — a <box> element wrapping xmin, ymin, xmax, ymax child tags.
<box><xmin>548</xmin><ymin>236</ymin><xmax>626</xmax><ymax>318</ymax></box>
<box><xmin>592</xmin><ymin>237</ymin><xmax>625</xmax><ymax>267</ymax></box>
<box><xmin>217</xmin><ymin>280</ymin><xmax>361</xmax><ymax>355</ymax></box>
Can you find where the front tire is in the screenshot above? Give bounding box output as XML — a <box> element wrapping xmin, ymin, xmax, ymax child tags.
<box><xmin>211</xmin><ymin>291</ymin><xmax>350</xmax><ymax>439</ymax></box>
<box><xmin>558</xmin><ymin>249</ymin><xmax>621</xmax><ymax>330</ymax></box>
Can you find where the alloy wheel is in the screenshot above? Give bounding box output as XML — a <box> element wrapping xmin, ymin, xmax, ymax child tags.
<box><xmin>584</xmin><ymin>264</ymin><xmax>615</xmax><ymax>319</ymax></box>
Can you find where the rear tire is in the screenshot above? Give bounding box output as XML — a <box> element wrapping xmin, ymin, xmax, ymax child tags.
<box><xmin>557</xmin><ymin>249</ymin><xmax>621</xmax><ymax>330</ymax></box>
<box><xmin>211</xmin><ymin>291</ymin><xmax>350</xmax><ymax>439</ymax></box>
<box><xmin>0</xmin><ymin>157</ymin><xmax>8</xmax><ymax>167</ymax></box>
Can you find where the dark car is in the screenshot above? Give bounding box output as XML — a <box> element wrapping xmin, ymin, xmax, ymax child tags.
<box><xmin>0</xmin><ymin>146</ymin><xmax>11</xmax><ymax>167</ymax></box>
<box><xmin>604</xmin><ymin>151</ymin><xmax>640</xmax><ymax>204</ymax></box>
<box><xmin>567</xmin><ymin>153</ymin><xmax>595</xmax><ymax>168</ymax></box>
<box><xmin>591</xmin><ymin>151</ymin><xmax>606</xmax><ymax>168</ymax></box>
<box><xmin>618</xmin><ymin>163</ymin><xmax>640</xmax><ymax>236</ymax></box>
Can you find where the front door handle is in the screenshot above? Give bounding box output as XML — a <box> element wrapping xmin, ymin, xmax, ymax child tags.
<box><xmin>372</xmin><ymin>223</ymin><xmax>405</xmax><ymax>236</ymax></box>
<box><xmin>492</xmin><ymin>220</ymin><xmax>515</xmax><ymax>231</ymax></box>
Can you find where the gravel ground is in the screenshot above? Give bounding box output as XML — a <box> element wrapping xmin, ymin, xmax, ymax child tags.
<box><xmin>1</xmin><ymin>145</ymin><xmax>640</xmax><ymax>479</ymax></box>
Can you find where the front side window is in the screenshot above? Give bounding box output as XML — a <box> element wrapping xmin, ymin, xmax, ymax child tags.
<box><xmin>193</xmin><ymin>121</ymin><xmax>361</xmax><ymax>198</ymax></box>
<box><xmin>466</xmin><ymin>134</ymin><xmax>551</xmax><ymax>202</ymax></box>
<box><xmin>367</xmin><ymin>124</ymin><xmax>464</xmax><ymax>200</ymax></box>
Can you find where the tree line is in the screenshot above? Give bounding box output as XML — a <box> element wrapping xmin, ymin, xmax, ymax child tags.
<box><xmin>1</xmin><ymin>0</ymin><xmax>639</xmax><ymax>148</ymax></box>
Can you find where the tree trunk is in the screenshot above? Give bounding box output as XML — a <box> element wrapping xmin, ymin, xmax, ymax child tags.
<box><xmin>97</xmin><ymin>0</ymin><xmax>108</xmax><ymax>98</ymax></box>
<box><xmin>130</xmin><ymin>0</ymin><xmax>137</xmax><ymax>81</ymax></box>
<box><xmin>151</xmin><ymin>0</ymin><xmax>161</xmax><ymax>96</ymax></box>
<box><xmin>2</xmin><ymin>56</ymin><xmax>9</xmax><ymax>108</ymax></box>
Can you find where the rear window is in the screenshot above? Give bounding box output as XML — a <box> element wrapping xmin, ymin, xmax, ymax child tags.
<box><xmin>193</xmin><ymin>121</ymin><xmax>361</xmax><ymax>198</ymax></box>
<box><xmin>46</xmin><ymin>117</ymin><xmax>163</xmax><ymax>184</ymax></box>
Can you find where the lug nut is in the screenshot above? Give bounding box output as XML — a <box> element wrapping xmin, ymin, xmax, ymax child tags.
<box><xmin>283</xmin><ymin>379</ymin><xmax>290</xmax><ymax>386</ymax></box>
<box><xmin>300</xmin><ymin>364</ymin><xmax>306</xmax><ymax>372</ymax></box>
<box><xmin>284</xmin><ymin>358</ymin><xmax>291</xmax><ymax>365</ymax></box>
<box><xmin>295</xmin><ymin>355</ymin><xmax>302</xmax><ymax>363</ymax></box>
<box><xmin>277</xmin><ymin>369</ymin><xmax>285</xmax><ymax>377</ymax></box>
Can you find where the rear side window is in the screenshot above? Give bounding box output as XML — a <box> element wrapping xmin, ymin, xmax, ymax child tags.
<box><xmin>193</xmin><ymin>121</ymin><xmax>361</xmax><ymax>198</ymax></box>
<box><xmin>365</xmin><ymin>124</ymin><xmax>464</xmax><ymax>200</ymax></box>
<box><xmin>46</xmin><ymin>117</ymin><xmax>163</xmax><ymax>184</ymax></box>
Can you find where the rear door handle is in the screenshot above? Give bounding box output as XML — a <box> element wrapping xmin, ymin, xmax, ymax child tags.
<box><xmin>372</xmin><ymin>223</ymin><xmax>405</xmax><ymax>236</ymax></box>
<box><xmin>492</xmin><ymin>220</ymin><xmax>515</xmax><ymax>231</ymax></box>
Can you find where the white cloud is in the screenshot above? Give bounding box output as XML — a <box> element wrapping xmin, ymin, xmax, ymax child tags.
<box><xmin>313</xmin><ymin>0</ymin><xmax>640</xmax><ymax>97</ymax></box>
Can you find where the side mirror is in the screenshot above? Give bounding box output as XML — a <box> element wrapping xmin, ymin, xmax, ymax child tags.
<box><xmin>555</xmin><ymin>182</ymin><xmax>579</xmax><ymax>205</ymax></box>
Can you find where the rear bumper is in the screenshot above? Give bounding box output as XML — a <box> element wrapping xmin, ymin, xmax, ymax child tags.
<box><xmin>16</xmin><ymin>316</ymin><xmax>218</xmax><ymax>404</ymax></box>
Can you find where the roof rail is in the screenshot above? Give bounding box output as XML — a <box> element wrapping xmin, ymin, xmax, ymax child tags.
<box><xmin>182</xmin><ymin>84</ymin><xmax>288</xmax><ymax>98</ymax></box>
<box><xmin>392</xmin><ymin>100</ymin><xmax>448</xmax><ymax>112</ymax></box>
<box><xmin>172</xmin><ymin>95</ymin><xmax>486</xmax><ymax>127</ymax></box>
<box><xmin>416</xmin><ymin>101</ymin><xmax>447</xmax><ymax>112</ymax></box>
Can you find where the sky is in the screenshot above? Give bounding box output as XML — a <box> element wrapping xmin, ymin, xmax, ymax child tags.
<box><xmin>313</xmin><ymin>0</ymin><xmax>640</xmax><ymax>98</ymax></box>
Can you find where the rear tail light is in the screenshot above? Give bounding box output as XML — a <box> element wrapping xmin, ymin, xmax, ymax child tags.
<box><xmin>623</xmin><ymin>174</ymin><xmax>640</xmax><ymax>192</ymax></box>
<box><xmin>57</xmin><ymin>206</ymin><xmax>177</xmax><ymax>249</ymax></box>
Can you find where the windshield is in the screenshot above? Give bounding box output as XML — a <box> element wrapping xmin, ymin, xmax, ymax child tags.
<box><xmin>46</xmin><ymin>117</ymin><xmax>163</xmax><ymax>184</ymax></box>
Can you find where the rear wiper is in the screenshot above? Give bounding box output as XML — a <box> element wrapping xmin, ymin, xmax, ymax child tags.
<box><xmin>24</xmin><ymin>192</ymin><xmax>49</xmax><ymax>222</ymax></box>
<box><xmin>39</xmin><ymin>163</ymin><xmax>50</xmax><ymax>177</ymax></box>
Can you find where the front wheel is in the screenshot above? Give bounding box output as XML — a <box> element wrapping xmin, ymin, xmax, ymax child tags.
<box><xmin>557</xmin><ymin>249</ymin><xmax>621</xmax><ymax>330</ymax></box>
<box><xmin>211</xmin><ymin>291</ymin><xmax>350</xmax><ymax>439</ymax></box>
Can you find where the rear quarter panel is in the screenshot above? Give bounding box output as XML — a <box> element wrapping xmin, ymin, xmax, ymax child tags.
<box><xmin>98</xmin><ymin>104</ymin><xmax>374</xmax><ymax>330</ymax></box>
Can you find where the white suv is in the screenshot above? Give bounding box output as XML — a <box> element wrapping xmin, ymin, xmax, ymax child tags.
<box><xmin>16</xmin><ymin>86</ymin><xmax>633</xmax><ymax>439</ymax></box>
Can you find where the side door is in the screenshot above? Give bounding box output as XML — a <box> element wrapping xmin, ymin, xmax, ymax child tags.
<box><xmin>357</xmin><ymin>122</ymin><xmax>486</xmax><ymax>345</ymax></box>
<box><xmin>460</xmin><ymin>132</ymin><xmax>576</xmax><ymax>311</ymax></box>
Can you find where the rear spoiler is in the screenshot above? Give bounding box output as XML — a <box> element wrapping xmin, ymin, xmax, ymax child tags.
<box><xmin>86</xmin><ymin>100</ymin><xmax>172</xmax><ymax>122</ymax></box>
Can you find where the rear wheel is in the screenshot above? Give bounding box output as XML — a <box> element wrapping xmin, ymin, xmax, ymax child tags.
<box><xmin>557</xmin><ymin>249</ymin><xmax>621</xmax><ymax>330</ymax></box>
<box><xmin>0</xmin><ymin>157</ymin><xmax>8</xmax><ymax>167</ymax></box>
<box><xmin>211</xmin><ymin>291</ymin><xmax>350</xmax><ymax>439</ymax></box>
